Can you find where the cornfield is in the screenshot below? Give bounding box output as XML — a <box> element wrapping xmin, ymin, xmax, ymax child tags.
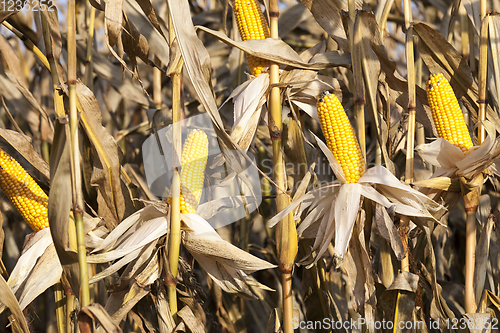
<box><xmin>2</xmin><ymin>0</ymin><xmax>500</xmax><ymax>332</ymax></box>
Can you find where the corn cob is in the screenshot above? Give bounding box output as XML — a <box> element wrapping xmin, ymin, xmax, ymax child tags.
<box><xmin>234</xmin><ymin>0</ymin><xmax>270</xmax><ymax>77</ymax></box>
<box><xmin>180</xmin><ymin>129</ymin><xmax>209</xmax><ymax>213</ymax></box>
<box><xmin>316</xmin><ymin>91</ymin><xmax>366</xmax><ymax>183</ymax></box>
<box><xmin>426</xmin><ymin>73</ymin><xmax>473</xmax><ymax>153</ymax></box>
<box><xmin>0</xmin><ymin>149</ymin><xmax>48</xmax><ymax>231</ymax></box>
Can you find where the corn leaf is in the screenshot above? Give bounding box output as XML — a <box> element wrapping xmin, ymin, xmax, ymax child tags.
<box><xmin>0</xmin><ymin>128</ymin><xmax>50</xmax><ymax>182</ymax></box>
<box><xmin>48</xmin><ymin>121</ymin><xmax>80</xmax><ymax>293</ymax></box>
<box><xmin>76</xmin><ymin>81</ymin><xmax>136</xmax><ymax>227</ymax></box>
<box><xmin>79</xmin><ymin>303</ymin><xmax>121</xmax><ymax>333</ymax></box>
<box><xmin>0</xmin><ymin>33</ymin><xmax>52</xmax><ymax>130</ymax></box>
<box><xmin>197</xmin><ymin>26</ymin><xmax>351</xmax><ymax>70</ymax></box>
<box><xmin>299</xmin><ymin>0</ymin><xmax>364</xmax><ymax>51</ymax></box>
<box><xmin>0</xmin><ymin>274</ymin><xmax>29</xmax><ymax>332</ymax></box>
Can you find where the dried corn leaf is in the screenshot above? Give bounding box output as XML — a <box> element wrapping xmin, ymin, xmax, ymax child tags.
<box><xmin>111</xmin><ymin>244</ymin><xmax>159</xmax><ymax>289</ymax></box>
<box><xmin>0</xmin><ymin>128</ymin><xmax>50</xmax><ymax>182</ymax></box>
<box><xmin>379</xmin><ymin>240</ymin><xmax>394</xmax><ymax>288</ymax></box>
<box><xmin>76</xmin><ymin>42</ymin><xmax>121</xmax><ymax>88</ymax></box>
<box><xmin>387</xmin><ymin>271</ymin><xmax>419</xmax><ymax>292</ymax></box>
<box><xmin>475</xmin><ymin>213</ymin><xmax>496</xmax><ymax>304</ymax></box>
<box><xmin>413</xmin><ymin>176</ymin><xmax>460</xmax><ymax>191</ymax></box>
<box><xmin>93</xmin><ymin>254</ymin><xmax>160</xmax><ymax>331</ymax></box>
<box><xmin>102</xmin><ymin>254</ymin><xmax>161</xmax><ymax>324</ymax></box>
<box><xmin>40</xmin><ymin>7</ymin><xmax>66</xmax><ymax>85</ymax></box>
<box><xmin>289</xmin><ymin>76</ymin><xmax>342</xmax><ymax>121</ymax></box>
<box><xmin>278</xmin><ymin>2</ymin><xmax>311</xmax><ymax>38</ymax></box>
<box><xmin>181</xmin><ymin>213</ymin><xmax>275</xmax><ymax>298</ymax></box>
<box><xmin>76</xmin><ymin>81</ymin><xmax>135</xmax><ymax>226</ymax></box>
<box><xmin>196</xmin><ymin>196</ymin><xmax>258</xmax><ymax>221</ymax></box>
<box><xmin>6</xmin><ymin>229</ymin><xmax>52</xmax><ymax>295</ymax></box>
<box><xmin>79</xmin><ymin>303</ymin><xmax>121</xmax><ymax>333</ymax></box>
<box><xmin>341</xmin><ymin>214</ymin><xmax>376</xmax><ymax>329</ymax></box>
<box><xmin>15</xmin><ymin>244</ymin><xmax>62</xmax><ymax>311</ymax></box>
<box><xmin>300</xmin><ymin>0</ymin><xmax>365</xmax><ymax>52</ymax></box>
<box><xmin>166</xmin><ymin>0</ymin><xmax>221</xmax><ymax>122</ymax></box>
<box><xmin>0</xmin><ymin>33</ymin><xmax>51</xmax><ymax>129</ymax></box>
<box><xmin>383</xmin><ymin>272</ymin><xmax>419</xmax><ymax>333</ymax></box>
<box><xmin>87</xmin><ymin>205</ymin><xmax>166</xmax><ymax>283</ymax></box>
<box><xmin>91</xmin><ymin>205</ymin><xmax>166</xmax><ymax>253</ymax></box>
<box><xmin>197</xmin><ymin>26</ymin><xmax>351</xmax><ymax>70</ymax></box>
<box><xmin>176</xmin><ymin>306</ymin><xmax>204</xmax><ymax>333</ymax></box>
<box><xmin>266</xmin><ymin>308</ymin><xmax>281</xmax><ymax>333</ymax></box>
<box><xmin>419</xmin><ymin>226</ymin><xmax>457</xmax><ymax>330</ymax></box>
<box><xmin>48</xmin><ymin>122</ymin><xmax>80</xmax><ymax>292</ymax></box>
<box><xmin>463</xmin><ymin>313</ymin><xmax>492</xmax><ymax>333</ymax></box>
<box><xmin>154</xmin><ymin>284</ymin><xmax>175</xmax><ymax>332</ymax></box>
<box><xmin>122</xmin><ymin>15</ymin><xmax>151</xmax><ymax>71</ymax></box>
<box><xmin>487</xmin><ymin>18</ymin><xmax>500</xmax><ymax>113</ymax></box>
<box><xmin>130</xmin><ymin>0</ymin><xmax>166</xmax><ymax>39</ymax></box>
<box><xmin>487</xmin><ymin>290</ymin><xmax>500</xmax><ymax>310</ymax></box>
<box><xmin>89</xmin><ymin>241</ymin><xmax>157</xmax><ymax>284</ymax></box>
<box><xmin>123</xmin><ymin>0</ymin><xmax>169</xmax><ymax>65</ymax></box>
<box><xmin>356</xmin><ymin>11</ymin><xmax>394</xmax><ymax>174</ymax></box>
<box><xmin>230</xmin><ymin>73</ymin><xmax>268</xmax><ymax>150</ymax></box>
<box><xmin>462</xmin><ymin>0</ymin><xmax>481</xmax><ymax>33</ymax></box>
<box><xmin>0</xmin><ymin>2</ymin><xmax>25</xmax><ymax>23</ymax></box>
<box><xmin>97</xmin><ymin>284</ymin><xmax>150</xmax><ymax>332</ymax></box>
<box><xmin>374</xmin><ymin>203</ymin><xmax>405</xmax><ymax>260</ymax></box>
<box><xmin>182</xmin><ymin>213</ymin><xmax>275</xmax><ymax>272</ymax></box>
<box><xmin>0</xmin><ymin>75</ymin><xmax>40</xmax><ymax>135</ymax></box>
<box><xmin>105</xmin><ymin>0</ymin><xmax>123</xmax><ymax>47</ymax></box>
<box><xmin>0</xmin><ymin>274</ymin><xmax>29</xmax><ymax>332</ymax></box>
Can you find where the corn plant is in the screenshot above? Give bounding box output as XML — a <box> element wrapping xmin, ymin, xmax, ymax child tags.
<box><xmin>2</xmin><ymin>0</ymin><xmax>500</xmax><ymax>332</ymax></box>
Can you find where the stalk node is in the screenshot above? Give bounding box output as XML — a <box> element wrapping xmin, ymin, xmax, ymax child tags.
<box><xmin>269</xmin><ymin>128</ymin><xmax>282</xmax><ymax>139</ymax></box>
<box><xmin>72</xmin><ymin>205</ymin><xmax>84</xmax><ymax>215</ymax></box>
<box><xmin>279</xmin><ymin>266</ymin><xmax>293</xmax><ymax>274</ymax></box>
<box><xmin>58</xmin><ymin>115</ymin><xmax>70</xmax><ymax>124</ymax></box>
<box><xmin>355</xmin><ymin>98</ymin><xmax>365</xmax><ymax>105</ymax></box>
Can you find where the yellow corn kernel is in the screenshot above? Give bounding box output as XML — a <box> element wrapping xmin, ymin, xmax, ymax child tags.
<box><xmin>180</xmin><ymin>129</ymin><xmax>209</xmax><ymax>213</ymax></box>
<box><xmin>426</xmin><ymin>73</ymin><xmax>473</xmax><ymax>153</ymax></box>
<box><xmin>0</xmin><ymin>149</ymin><xmax>48</xmax><ymax>231</ymax></box>
<box><xmin>316</xmin><ymin>91</ymin><xmax>366</xmax><ymax>183</ymax></box>
<box><xmin>234</xmin><ymin>0</ymin><xmax>270</xmax><ymax>76</ymax></box>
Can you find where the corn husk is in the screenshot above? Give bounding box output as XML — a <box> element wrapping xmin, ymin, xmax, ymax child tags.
<box><xmin>416</xmin><ymin>120</ymin><xmax>500</xmax><ymax>179</ymax></box>
<box><xmin>268</xmin><ymin>133</ymin><xmax>446</xmax><ymax>267</ymax></box>
<box><xmin>181</xmin><ymin>213</ymin><xmax>275</xmax><ymax>299</ymax></box>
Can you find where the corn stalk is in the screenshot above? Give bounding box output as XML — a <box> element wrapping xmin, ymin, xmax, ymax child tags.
<box><xmin>268</xmin><ymin>1</ymin><xmax>297</xmax><ymax>332</ymax></box>
<box><xmin>464</xmin><ymin>5</ymin><xmax>489</xmax><ymax>314</ymax></box>
<box><xmin>68</xmin><ymin>0</ymin><xmax>90</xmax><ymax>307</ymax></box>
<box><xmin>401</xmin><ymin>0</ymin><xmax>416</xmax><ymax>273</ymax></box>
<box><xmin>166</xmin><ymin>9</ymin><xmax>183</xmax><ymax>318</ymax></box>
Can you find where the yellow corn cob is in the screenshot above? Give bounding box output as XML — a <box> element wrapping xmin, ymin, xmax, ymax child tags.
<box><xmin>426</xmin><ymin>73</ymin><xmax>473</xmax><ymax>153</ymax></box>
<box><xmin>180</xmin><ymin>129</ymin><xmax>209</xmax><ymax>213</ymax></box>
<box><xmin>234</xmin><ymin>0</ymin><xmax>270</xmax><ymax>77</ymax></box>
<box><xmin>316</xmin><ymin>91</ymin><xmax>366</xmax><ymax>183</ymax></box>
<box><xmin>0</xmin><ymin>149</ymin><xmax>48</xmax><ymax>231</ymax></box>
